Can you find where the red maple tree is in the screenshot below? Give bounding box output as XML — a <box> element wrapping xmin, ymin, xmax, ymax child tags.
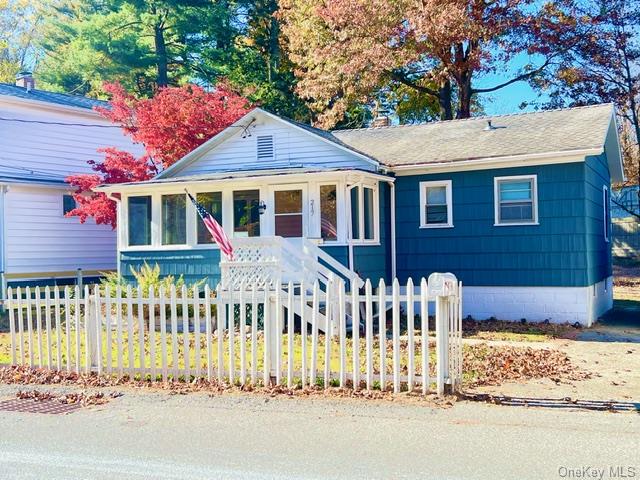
<box><xmin>66</xmin><ymin>82</ymin><xmax>251</xmax><ymax>228</ymax></box>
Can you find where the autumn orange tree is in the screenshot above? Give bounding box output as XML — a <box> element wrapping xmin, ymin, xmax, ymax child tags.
<box><xmin>66</xmin><ymin>82</ymin><xmax>250</xmax><ymax>227</ymax></box>
<box><xmin>278</xmin><ymin>0</ymin><xmax>592</xmax><ymax>127</ymax></box>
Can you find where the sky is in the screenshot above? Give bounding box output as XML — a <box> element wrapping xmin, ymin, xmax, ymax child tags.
<box><xmin>475</xmin><ymin>52</ymin><xmax>553</xmax><ymax>116</ymax></box>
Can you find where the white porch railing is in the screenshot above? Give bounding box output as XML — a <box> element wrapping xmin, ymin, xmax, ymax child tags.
<box><xmin>3</xmin><ymin>274</ymin><xmax>463</xmax><ymax>395</ymax></box>
<box><xmin>219</xmin><ymin>236</ymin><xmax>364</xmax><ymax>293</ymax></box>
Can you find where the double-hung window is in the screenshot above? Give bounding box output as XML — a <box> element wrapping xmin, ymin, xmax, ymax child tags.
<box><xmin>494</xmin><ymin>175</ymin><xmax>538</xmax><ymax>225</ymax></box>
<box><xmin>350</xmin><ymin>184</ymin><xmax>378</xmax><ymax>242</ymax></box>
<box><xmin>420</xmin><ymin>180</ymin><xmax>453</xmax><ymax>228</ymax></box>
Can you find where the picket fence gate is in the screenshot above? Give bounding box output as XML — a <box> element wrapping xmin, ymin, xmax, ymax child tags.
<box><xmin>4</xmin><ymin>275</ymin><xmax>462</xmax><ymax>395</ymax></box>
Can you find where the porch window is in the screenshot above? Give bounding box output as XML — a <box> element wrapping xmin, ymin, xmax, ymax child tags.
<box><xmin>161</xmin><ymin>194</ymin><xmax>187</xmax><ymax>245</ymax></box>
<box><xmin>233</xmin><ymin>190</ymin><xmax>260</xmax><ymax>237</ymax></box>
<box><xmin>494</xmin><ymin>175</ymin><xmax>538</xmax><ymax>225</ymax></box>
<box><xmin>320</xmin><ymin>185</ymin><xmax>338</xmax><ymax>241</ymax></box>
<box><xmin>350</xmin><ymin>185</ymin><xmax>377</xmax><ymax>242</ymax></box>
<box><xmin>274</xmin><ymin>189</ymin><xmax>303</xmax><ymax>237</ymax></box>
<box><xmin>196</xmin><ymin>192</ymin><xmax>223</xmax><ymax>244</ymax></box>
<box><xmin>128</xmin><ymin>196</ymin><xmax>152</xmax><ymax>246</ymax></box>
<box><xmin>420</xmin><ymin>180</ymin><xmax>453</xmax><ymax>228</ymax></box>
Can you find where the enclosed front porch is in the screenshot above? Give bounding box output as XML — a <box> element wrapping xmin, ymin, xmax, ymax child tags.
<box><xmin>111</xmin><ymin>168</ymin><xmax>393</xmax><ymax>287</ymax></box>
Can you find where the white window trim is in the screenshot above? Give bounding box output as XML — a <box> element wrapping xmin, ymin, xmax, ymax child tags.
<box><xmin>494</xmin><ymin>174</ymin><xmax>539</xmax><ymax>226</ymax></box>
<box><xmin>350</xmin><ymin>182</ymin><xmax>380</xmax><ymax>245</ymax></box>
<box><xmin>603</xmin><ymin>185</ymin><xmax>610</xmax><ymax>243</ymax></box>
<box><xmin>419</xmin><ymin>180</ymin><xmax>453</xmax><ymax>229</ymax></box>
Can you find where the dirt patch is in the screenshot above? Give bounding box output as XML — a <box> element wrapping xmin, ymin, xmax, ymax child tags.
<box><xmin>614</xmin><ymin>264</ymin><xmax>640</xmax><ymax>301</ymax></box>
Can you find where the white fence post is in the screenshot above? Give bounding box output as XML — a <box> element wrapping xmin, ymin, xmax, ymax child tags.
<box><xmin>435</xmin><ymin>296</ymin><xmax>449</xmax><ymax>396</ymax></box>
<box><xmin>86</xmin><ymin>289</ymin><xmax>99</xmax><ymax>372</ymax></box>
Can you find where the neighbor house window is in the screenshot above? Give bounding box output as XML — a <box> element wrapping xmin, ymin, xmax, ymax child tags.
<box><xmin>494</xmin><ymin>175</ymin><xmax>538</xmax><ymax>225</ymax></box>
<box><xmin>350</xmin><ymin>184</ymin><xmax>377</xmax><ymax>242</ymax></box>
<box><xmin>603</xmin><ymin>186</ymin><xmax>611</xmax><ymax>242</ymax></box>
<box><xmin>320</xmin><ymin>184</ymin><xmax>338</xmax><ymax>241</ymax></box>
<box><xmin>420</xmin><ymin>180</ymin><xmax>453</xmax><ymax>228</ymax></box>
<box><xmin>128</xmin><ymin>196</ymin><xmax>152</xmax><ymax>246</ymax></box>
<box><xmin>196</xmin><ymin>192</ymin><xmax>223</xmax><ymax>244</ymax></box>
<box><xmin>161</xmin><ymin>194</ymin><xmax>187</xmax><ymax>245</ymax></box>
<box><xmin>62</xmin><ymin>194</ymin><xmax>76</xmax><ymax>215</ymax></box>
<box><xmin>233</xmin><ymin>190</ymin><xmax>260</xmax><ymax>237</ymax></box>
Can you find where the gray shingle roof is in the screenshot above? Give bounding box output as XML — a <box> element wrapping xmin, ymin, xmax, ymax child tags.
<box><xmin>331</xmin><ymin>104</ymin><xmax>615</xmax><ymax>167</ymax></box>
<box><xmin>0</xmin><ymin>83</ymin><xmax>107</xmax><ymax>110</ymax></box>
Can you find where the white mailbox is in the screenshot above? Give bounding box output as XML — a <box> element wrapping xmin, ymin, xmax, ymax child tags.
<box><xmin>427</xmin><ymin>272</ymin><xmax>458</xmax><ymax>298</ymax></box>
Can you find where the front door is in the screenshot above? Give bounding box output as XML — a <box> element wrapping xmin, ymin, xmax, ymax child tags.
<box><xmin>270</xmin><ymin>184</ymin><xmax>307</xmax><ymax>238</ymax></box>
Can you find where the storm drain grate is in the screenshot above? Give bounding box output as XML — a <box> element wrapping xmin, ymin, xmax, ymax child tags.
<box><xmin>0</xmin><ymin>398</ymin><xmax>82</xmax><ymax>415</ymax></box>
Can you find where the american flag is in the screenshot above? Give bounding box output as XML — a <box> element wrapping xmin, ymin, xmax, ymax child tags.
<box><xmin>187</xmin><ymin>192</ymin><xmax>234</xmax><ymax>260</ymax></box>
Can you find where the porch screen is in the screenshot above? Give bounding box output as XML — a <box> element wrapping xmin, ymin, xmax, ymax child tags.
<box><xmin>233</xmin><ymin>190</ymin><xmax>260</xmax><ymax>237</ymax></box>
<box><xmin>161</xmin><ymin>194</ymin><xmax>187</xmax><ymax>245</ymax></box>
<box><xmin>128</xmin><ymin>196</ymin><xmax>152</xmax><ymax>246</ymax></box>
<box><xmin>275</xmin><ymin>189</ymin><xmax>303</xmax><ymax>237</ymax></box>
<box><xmin>320</xmin><ymin>185</ymin><xmax>337</xmax><ymax>241</ymax></box>
<box><xmin>197</xmin><ymin>192</ymin><xmax>223</xmax><ymax>244</ymax></box>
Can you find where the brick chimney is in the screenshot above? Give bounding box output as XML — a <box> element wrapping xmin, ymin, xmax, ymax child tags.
<box><xmin>15</xmin><ymin>71</ymin><xmax>35</xmax><ymax>91</ymax></box>
<box><xmin>371</xmin><ymin>114</ymin><xmax>391</xmax><ymax>128</ymax></box>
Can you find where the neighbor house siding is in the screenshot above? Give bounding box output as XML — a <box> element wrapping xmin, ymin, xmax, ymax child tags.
<box><xmin>394</xmin><ymin>162</ymin><xmax>593</xmax><ymax>287</ymax></box>
<box><xmin>120</xmin><ymin>249</ymin><xmax>221</xmax><ymax>288</ymax></box>
<box><xmin>584</xmin><ymin>153</ymin><xmax>613</xmax><ymax>284</ymax></box>
<box><xmin>173</xmin><ymin>115</ymin><xmax>375</xmax><ymax>177</ymax></box>
<box><xmin>4</xmin><ymin>186</ymin><xmax>117</xmax><ymax>276</ymax></box>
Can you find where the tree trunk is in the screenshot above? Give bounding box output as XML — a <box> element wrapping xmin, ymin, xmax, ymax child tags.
<box><xmin>438</xmin><ymin>80</ymin><xmax>453</xmax><ymax>120</ymax></box>
<box><xmin>154</xmin><ymin>24</ymin><xmax>169</xmax><ymax>87</ymax></box>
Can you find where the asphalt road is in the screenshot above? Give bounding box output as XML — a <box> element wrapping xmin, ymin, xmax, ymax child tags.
<box><xmin>0</xmin><ymin>385</ymin><xmax>637</xmax><ymax>480</ymax></box>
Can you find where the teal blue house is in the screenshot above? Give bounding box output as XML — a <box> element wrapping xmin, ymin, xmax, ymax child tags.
<box><xmin>99</xmin><ymin>105</ymin><xmax>624</xmax><ymax>326</ymax></box>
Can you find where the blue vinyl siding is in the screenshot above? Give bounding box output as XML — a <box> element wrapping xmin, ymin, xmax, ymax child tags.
<box><xmin>395</xmin><ymin>162</ymin><xmax>599</xmax><ymax>287</ymax></box>
<box><xmin>120</xmin><ymin>249</ymin><xmax>221</xmax><ymax>288</ymax></box>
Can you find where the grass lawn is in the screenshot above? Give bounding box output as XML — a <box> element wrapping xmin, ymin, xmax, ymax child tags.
<box><xmin>0</xmin><ymin>328</ymin><xmax>439</xmax><ymax>384</ymax></box>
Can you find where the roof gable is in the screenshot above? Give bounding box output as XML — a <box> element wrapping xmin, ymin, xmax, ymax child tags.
<box><xmin>156</xmin><ymin>108</ymin><xmax>378</xmax><ymax>179</ymax></box>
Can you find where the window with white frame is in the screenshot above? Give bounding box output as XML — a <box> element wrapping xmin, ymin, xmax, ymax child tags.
<box><xmin>128</xmin><ymin>195</ymin><xmax>152</xmax><ymax>246</ymax></box>
<box><xmin>603</xmin><ymin>186</ymin><xmax>611</xmax><ymax>242</ymax></box>
<box><xmin>494</xmin><ymin>175</ymin><xmax>538</xmax><ymax>225</ymax></box>
<box><xmin>420</xmin><ymin>180</ymin><xmax>452</xmax><ymax>228</ymax></box>
<box><xmin>161</xmin><ymin>194</ymin><xmax>187</xmax><ymax>245</ymax></box>
<box><xmin>350</xmin><ymin>184</ymin><xmax>378</xmax><ymax>242</ymax></box>
<box><xmin>196</xmin><ymin>192</ymin><xmax>223</xmax><ymax>244</ymax></box>
<box><xmin>62</xmin><ymin>194</ymin><xmax>76</xmax><ymax>216</ymax></box>
<box><xmin>319</xmin><ymin>184</ymin><xmax>338</xmax><ymax>241</ymax></box>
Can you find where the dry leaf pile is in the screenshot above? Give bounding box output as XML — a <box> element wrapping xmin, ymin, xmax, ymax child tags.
<box><xmin>16</xmin><ymin>388</ymin><xmax>111</xmax><ymax>406</ymax></box>
<box><xmin>463</xmin><ymin>344</ymin><xmax>590</xmax><ymax>387</ymax></box>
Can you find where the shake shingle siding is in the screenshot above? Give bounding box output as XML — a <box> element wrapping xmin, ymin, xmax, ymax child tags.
<box><xmin>394</xmin><ymin>162</ymin><xmax>596</xmax><ymax>287</ymax></box>
<box><xmin>584</xmin><ymin>153</ymin><xmax>612</xmax><ymax>285</ymax></box>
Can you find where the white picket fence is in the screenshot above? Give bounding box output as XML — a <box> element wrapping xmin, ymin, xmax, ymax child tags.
<box><xmin>4</xmin><ymin>275</ymin><xmax>462</xmax><ymax>395</ymax></box>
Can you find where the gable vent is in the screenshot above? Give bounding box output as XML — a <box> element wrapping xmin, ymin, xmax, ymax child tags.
<box><xmin>257</xmin><ymin>135</ymin><xmax>274</xmax><ymax>161</ymax></box>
